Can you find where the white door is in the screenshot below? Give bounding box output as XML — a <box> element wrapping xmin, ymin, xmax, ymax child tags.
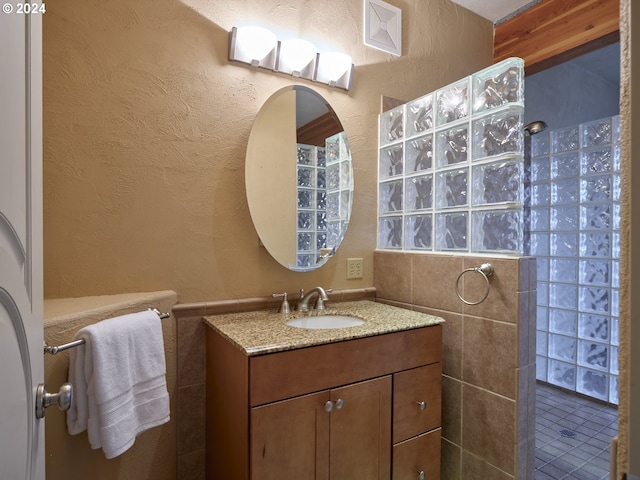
<box><xmin>0</xmin><ymin>10</ymin><xmax>45</xmax><ymax>480</ymax></box>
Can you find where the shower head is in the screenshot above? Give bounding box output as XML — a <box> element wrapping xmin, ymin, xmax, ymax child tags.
<box><xmin>524</xmin><ymin>120</ymin><xmax>548</xmax><ymax>135</ymax></box>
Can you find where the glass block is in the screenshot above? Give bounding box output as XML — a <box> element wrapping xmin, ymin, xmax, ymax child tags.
<box><xmin>613</xmin><ymin>173</ymin><xmax>621</xmax><ymax>202</ymax></box>
<box><xmin>612</xmin><ymin>232</ymin><xmax>620</xmax><ymax>258</ymax></box>
<box><xmin>551</xmin><ymin>152</ymin><xmax>580</xmax><ymax>179</ymax></box>
<box><xmin>316</xmin><ymin>211</ymin><xmax>327</xmax><ymax>230</ymax></box>
<box><xmin>297</xmin><ymin>211</ymin><xmax>313</xmax><ymax>230</ymax></box>
<box><xmin>297</xmin><ymin>254</ymin><xmax>313</xmax><ymax>268</ymax></box>
<box><xmin>613</xmin><ymin>203</ymin><xmax>620</xmax><ymax>230</ymax></box>
<box><xmin>549</xmin><ymin>333</ymin><xmax>576</xmax><ymax>361</ymax></box>
<box><xmin>316</xmin><ymin>168</ymin><xmax>326</xmax><ymax>189</ymax></box>
<box><xmin>538</xmin><ymin>281</ymin><xmax>549</xmax><ymax>307</ymax></box>
<box><xmin>471</xmin><ymin>209</ymin><xmax>521</xmax><ymax>253</ymax></box>
<box><xmin>326</xmin><ymin>192</ymin><xmax>340</xmax><ymax>219</ymax></box>
<box><xmin>610</xmin><ymin>375</ymin><xmax>618</xmax><ymax>405</ymax></box>
<box><xmin>550</xmin><ymin>205</ymin><xmax>579</xmax><ymax>230</ymax></box>
<box><xmin>577</xmin><ymin>367</ymin><xmax>608</xmax><ymax>401</ymax></box>
<box><xmin>578</xmin><ymin>313</ymin><xmax>609</xmax><ymax>341</ymax></box>
<box><xmin>316</xmin><ymin>190</ymin><xmax>326</xmax><ymax>210</ymax></box>
<box><xmin>326</xmin><ymin>131</ymin><xmax>349</xmax><ymax>163</ymax></box>
<box><xmin>327</xmin><ymin>163</ymin><xmax>340</xmax><ymax>190</ymax></box>
<box><xmin>613</xmin><ymin>144</ymin><xmax>621</xmax><ymax>172</ymax></box>
<box><xmin>316</xmin><ymin>232</ymin><xmax>327</xmax><ymax>250</ymax></box>
<box><xmin>297</xmin><ymin>166</ymin><xmax>315</xmax><ymax>188</ymax></box>
<box><xmin>551</xmin><ymin>179</ymin><xmax>579</xmax><ymax>204</ymax></box>
<box><xmin>297</xmin><ymin>189</ymin><xmax>314</xmax><ymax>209</ymax></box>
<box><xmin>297</xmin><ymin>144</ymin><xmax>314</xmax><ymax>165</ymax></box>
<box><xmin>612</xmin><ymin>288</ymin><xmax>619</xmax><ymax>316</ymax></box>
<box><xmin>581</xmin><ymin>204</ymin><xmax>611</xmax><ymax>230</ymax></box>
<box><xmin>579</xmin><ymin>259</ymin><xmax>609</xmax><ymax>286</ymax></box>
<box><xmin>379</xmin><ymin>180</ymin><xmax>403</xmax><ymax>214</ymax></box>
<box><xmin>550</xmin><ymin>283</ymin><xmax>577</xmax><ymax>310</ymax></box>
<box><xmin>379</xmin><ymin>144</ymin><xmax>403</xmax><ymax>180</ymax></box>
<box><xmin>552</xmin><ymin>126</ymin><xmax>579</xmax><ymax>153</ymax></box>
<box><xmin>472</xmin><ymin>107</ymin><xmax>524</xmax><ymax>160</ymax></box>
<box><xmin>536</xmin><ymin>356</ymin><xmax>548</xmax><ymax>382</ymax></box>
<box><xmin>436</xmin><ymin>168</ymin><xmax>468</xmax><ymax>208</ymax></box>
<box><xmin>581</xmin><ymin>117</ymin><xmax>613</xmax><ymax>147</ymax></box>
<box><xmin>548</xmin><ymin>359</ymin><xmax>576</xmax><ymax>389</ymax></box>
<box><xmin>472</xmin><ymin>57</ymin><xmax>524</xmax><ymax>113</ymax></box>
<box><xmin>612</xmin><ymin>260</ymin><xmax>620</xmax><ymax>288</ymax></box>
<box><xmin>531</xmin><ymin>131</ymin><xmax>550</xmax><ymax>157</ymax></box>
<box><xmin>435</xmin><ymin>211</ymin><xmax>468</xmax><ymax>250</ymax></box>
<box><xmin>340</xmin><ymin>160</ymin><xmax>352</xmax><ymax>190</ymax></box>
<box><xmin>297</xmin><ymin>232</ymin><xmax>313</xmax><ymax>252</ymax></box>
<box><xmin>581</xmin><ymin>175</ymin><xmax>612</xmax><ymax>203</ymax></box>
<box><xmin>531</xmin><ymin>157</ymin><xmax>550</xmax><ymax>182</ymax></box>
<box><xmin>327</xmin><ymin>220</ymin><xmax>345</xmax><ymax>246</ymax></box>
<box><xmin>406</xmin><ymin>134</ymin><xmax>433</xmax><ymax>173</ymax></box>
<box><xmin>316</xmin><ymin>147</ymin><xmax>326</xmax><ymax>167</ymax></box>
<box><xmin>405</xmin><ymin>214</ymin><xmax>433</xmax><ymax>250</ymax></box>
<box><xmin>531</xmin><ymin>183</ymin><xmax>550</xmax><ymax>206</ymax></box>
<box><xmin>471</xmin><ymin>160</ymin><xmax>522</xmax><ymax>205</ymax></box>
<box><xmin>581</xmin><ymin>147</ymin><xmax>613</xmax><ymax>175</ymax></box>
<box><xmin>611</xmin><ymin>346</ymin><xmax>619</xmax><ymax>375</ymax></box>
<box><xmin>530</xmin><ymin>232</ymin><xmax>549</xmax><ymax>256</ymax></box>
<box><xmin>436</xmin><ymin>78</ymin><xmax>469</xmax><ymax>126</ymax></box>
<box><xmin>550</xmin><ymin>232</ymin><xmax>578</xmax><ymax>256</ymax></box>
<box><xmin>407</xmin><ymin>93</ymin><xmax>434</xmax><ymax>136</ymax></box>
<box><xmin>537</xmin><ymin>258</ymin><xmax>549</xmax><ymax>282</ymax></box>
<box><xmin>537</xmin><ymin>306</ymin><xmax>549</xmax><ymax>330</ymax></box>
<box><xmin>580</xmin><ymin>232</ymin><xmax>610</xmax><ymax>258</ymax></box>
<box><xmin>579</xmin><ymin>286</ymin><xmax>610</xmax><ymax>314</ymax></box>
<box><xmin>613</xmin><ymin>115</ymin><xmax>621</xmax><ymax>143</ymax></box>
<box><xmin>379</xmin><ymin>105</ymin><xmax>404</xmax><ymax>145</ymax></box>
<box><xmin>378</xmin><ymin>216</ymin><xmax>403</xmax><ymax>249</ymax></box>
<box><xmin>530</xmin><ymin>207</ymin><xmax>549</xmax><ymax>231</ymax></box>
<box><xmin>611</xmin><ymin>316</ymin><xmax>619</xmax><ymax>346</ymax></box>
<box><xmin>537</xmin><ymin>331</ymin><xmax>548</xmax><ymax>355</ymax></box>
<box><xmin>550</xmin><ymin>258</ymin><xmax>578</xmax><ymax>283</ymax></box>
<box><xmin>405</xmin><ymin>174</ymin><xmax>433</xmax><ymax>211</ymax></box>
<box><xmin>578</xmin><ymin>340</ymin><xmax>608</xmax><ymax>370</ymax></box>
<box><xmin>436</xmin><ymin>126</ymin><xmax>468</xmax><ymax>167</ymax></box>
<box><xmin>549</xmin><ymin>308</ymin><xmax>576</xmax><ymax>335</ymax></box>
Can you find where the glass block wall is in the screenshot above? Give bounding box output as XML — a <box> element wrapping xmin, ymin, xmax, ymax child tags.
<box><xmin>377</xmin><ymin>58</ymin><xmax>526</xmax><ymax>254</ymax></box>
<box><xmin>531</xmin><ymin>116</ymin><xmax>621</xmax><ymax>404</ymax></box>
<box><xmin>296</xmin><ymin>132</ymin><xmax>352</xmax><ymax>269</ymax></box>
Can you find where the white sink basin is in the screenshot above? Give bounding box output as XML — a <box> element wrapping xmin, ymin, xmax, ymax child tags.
<box><xmin>286</xmin><ymin>315</ymin><xmax>365</xmax><ymax>330</ymax></box>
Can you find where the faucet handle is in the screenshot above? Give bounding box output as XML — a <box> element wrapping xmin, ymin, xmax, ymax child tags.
<box><xmin>271</xmin><ymin>293</ymin><xmax>291</xmax><ymax>314</ymax></box>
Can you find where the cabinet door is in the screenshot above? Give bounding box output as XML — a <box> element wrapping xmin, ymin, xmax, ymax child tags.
<box><xmin>393</xmin><ymin>363</ymin><xmax>442</xmax><ymax>443</ymax></box>
<box><xmin>251</xmin><ymin>391</ymin><xmax>330</xmax><ymax>480</ymax></box>
<box><xmin>330</xmin><ymin>376</ymin><xmax>392</xmax><ymax>480</ymax></box>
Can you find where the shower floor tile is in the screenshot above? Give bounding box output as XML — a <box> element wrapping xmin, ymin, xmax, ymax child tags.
<box><xmin>535</xmin><ymin>382</ymin><xmax>617</xmax><ymax>480</ymax></box>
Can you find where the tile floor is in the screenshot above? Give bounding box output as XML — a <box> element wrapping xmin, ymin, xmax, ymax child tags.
<box><xmin>535</xmin><ymin>381</ymin><xmax>618</xmax><ymax>480</ymax></box>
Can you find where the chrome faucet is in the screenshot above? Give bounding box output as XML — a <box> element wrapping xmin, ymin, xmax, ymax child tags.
<box><xmin>297</xmin><ymin>286</ymin><xmax>330</xmax><ymax>313</ymax></box>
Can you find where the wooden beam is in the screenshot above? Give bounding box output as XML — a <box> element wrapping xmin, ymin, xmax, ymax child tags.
<box><xmin>494</xmin><ymin>0</ymin><xmax>620</xmax><ymax>74</ymax></box>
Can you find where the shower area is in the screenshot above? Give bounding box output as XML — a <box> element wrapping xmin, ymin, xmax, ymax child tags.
<box><xmin>526</xmin><ymin>42</ymin><xmax>621</xmax><ymax>405</ymax></box>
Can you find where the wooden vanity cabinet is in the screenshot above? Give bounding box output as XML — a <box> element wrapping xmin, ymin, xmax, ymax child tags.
<box><xmin>206</xmin><ymin>324</ymin><xmax>442</xmax><ymax>480</ymax></box>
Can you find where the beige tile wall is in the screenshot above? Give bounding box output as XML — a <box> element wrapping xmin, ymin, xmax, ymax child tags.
<box><xmin>374</xmin><ymin>251</ymin><xmax>537</xmax><ymax>479</ymax></box>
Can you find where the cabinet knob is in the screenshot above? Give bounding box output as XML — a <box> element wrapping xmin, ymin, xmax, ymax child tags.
<box><xmin>418</xmin><ymin>470</ymin><xmax>425</xmax><ymax>480</ymax></box>
<box><xmin>335</xmin><ymin>398</ymin><xmax>344</xmax><ymax>410</ymax></box>
<box><xmin>417</xmin><ymin>401</ymin><xmax>427</xmax><ymax>411</ymax></box>
<box><xmin>324</xmin><ymin>401</ymin><xmax>334</xmax><ymax>412</ymax></box>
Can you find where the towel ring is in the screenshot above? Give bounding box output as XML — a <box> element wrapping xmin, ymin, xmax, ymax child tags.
<box><xmin>455</xmin><ymin>263</ymin><xmax>493</xmax><ymax>305</ymax></box>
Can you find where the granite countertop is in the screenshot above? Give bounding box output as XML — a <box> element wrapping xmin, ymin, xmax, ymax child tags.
<box><xmin>203</xmin><ymin>299</ymin><xmax>444</xmax><ymax>355</ymax></box>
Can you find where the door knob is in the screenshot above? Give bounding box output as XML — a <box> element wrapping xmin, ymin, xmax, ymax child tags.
<box><xmin>35</xmin><ymin>382</ymin><xmax>73</xmax><ymax>419</ymax></box>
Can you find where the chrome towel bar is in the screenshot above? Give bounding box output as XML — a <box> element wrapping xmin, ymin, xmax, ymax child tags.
<box><xmin>44</xmin><ymin>308</ymin><xmax>170</xmax><ymax>355</ymax></box>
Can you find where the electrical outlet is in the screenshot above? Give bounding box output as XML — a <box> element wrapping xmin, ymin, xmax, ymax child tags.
<box><xmin>347</xmin><ymin>258</ymin><xmax>363</xmax><ymax>279</ymax></box>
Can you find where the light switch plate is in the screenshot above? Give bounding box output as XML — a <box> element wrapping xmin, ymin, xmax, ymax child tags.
<box><xmin>347</xmin><ymin>258</ymin><xmax>364</xmax><ymax>279</ymax></box>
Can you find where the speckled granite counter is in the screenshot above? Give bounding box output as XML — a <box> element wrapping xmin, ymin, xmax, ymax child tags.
<box><xmin>203</xmin><ymin>300</ymin><xmax>444</xmax><ymax>355</ymax></box>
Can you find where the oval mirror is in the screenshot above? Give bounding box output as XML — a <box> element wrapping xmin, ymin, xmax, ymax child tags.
<box><xmin>246</xmin><ymin>85</ymin><xmax>353</xmax><ymax>271</ymax></box>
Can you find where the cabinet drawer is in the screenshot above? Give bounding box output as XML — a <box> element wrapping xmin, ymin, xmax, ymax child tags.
<box><xmin>250</xmin><ymin>325</ymin><xmax>442</xmax><ymax>406</ymax></box>
<box><xmin>393</xmin><ymin>363</ymin><xmax>442</xmax><ymax>444</ymax></box>
<box><xmin>392</xmin><ymin>428</ymin><xmax>441</xmax><ymax>480</ymax></box>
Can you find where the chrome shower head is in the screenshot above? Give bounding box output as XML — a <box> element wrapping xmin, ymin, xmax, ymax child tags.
<box><xmin>524</xmin><ymin>120</ymin><xmax>548</xmax><ymax>135</ymax></box>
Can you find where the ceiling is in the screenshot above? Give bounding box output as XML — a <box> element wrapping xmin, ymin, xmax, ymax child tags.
<box><xmin>449</xmin><ymin>0</ymin><xmax>540</xmax><ymax>23</ymax></box>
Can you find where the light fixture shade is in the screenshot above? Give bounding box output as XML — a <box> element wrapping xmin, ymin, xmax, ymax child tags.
<box><xmin>315</xmin><ymin>52</ymin><xmax>354</xmax><ymax>90</ymax></box>
<box><xmin>277</xmin><ymin>39</ymin><xmax>317</xmax><ymax>78</ymax></box>
<box><xmin>229</xmin><ymin>26</ymin><xmax>278</xmax><ymax>69</ymax></box>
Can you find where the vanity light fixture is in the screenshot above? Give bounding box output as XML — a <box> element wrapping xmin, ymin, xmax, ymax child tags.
<box><xmin>228</xmin><ymin>26</ymin><xmax>354</xmax><ymax>91</ymax></box>
<box><xmin>229</xmin><ymin>26</ymin><xmax>278</xmax><ymax>69</ymax></box>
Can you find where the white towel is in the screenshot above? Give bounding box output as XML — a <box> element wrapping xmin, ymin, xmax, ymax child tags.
<box><xmin>66</xmin><ymin>310</ymin><xmax>170</xmax><ymax>459</ymax></box>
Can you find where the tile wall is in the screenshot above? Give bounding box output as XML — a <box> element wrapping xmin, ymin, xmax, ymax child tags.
<box><xmin>374</xmin><ymin>251</ymin><xmax>537</xmax><ymax>479</ymax></box>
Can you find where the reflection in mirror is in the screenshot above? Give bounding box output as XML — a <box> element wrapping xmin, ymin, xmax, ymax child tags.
<box><xmin>245</xmin><ymin>85</ymin><xmax>353</xmax><ymax>271</ymax></box>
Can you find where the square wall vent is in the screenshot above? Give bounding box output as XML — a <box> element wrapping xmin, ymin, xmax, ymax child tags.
<box><xmin>364</xmin><ymin>0</ymin><xmax>402</xmax><ymax>56</ymax></box>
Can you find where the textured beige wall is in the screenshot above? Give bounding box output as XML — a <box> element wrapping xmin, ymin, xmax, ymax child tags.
<box><xmin>42</xmin><ymin>0</ymin><xmax>493</xmax><ymax>303</ymax></box>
